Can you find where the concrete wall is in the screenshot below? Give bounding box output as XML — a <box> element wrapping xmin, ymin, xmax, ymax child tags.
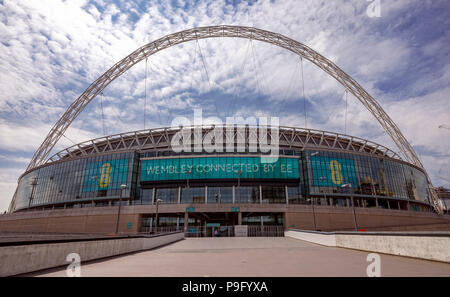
<box><xmin>1</xmin><ymin>204</ymin><xmax>450</xmax><ymax>234</ymax></box>
<box><xmin>335</xmin><ymin>233</ymin><xmax>450</xmax><ymax>263</ymax></box>
<box><xmin>285</xmin><ymin>206</ymin><xmax>450</xmax><ymax>231</ymax></box>
<box><xmin>286</xmin><ymin>229</ymin><xmax>450</xmax><ymax>263</ymax></box>
<box><xmin>0</xmin><ymin>209</ymin><xmax>141</xmax><ymax>234</ymax></box>
<box><xmin>0</xmin><ymin>232</ymin><xmax>184</xmax><ymax>277</ymax></box>
<box><xmin>285</xmin><ymin>230</ymin><xmax>336</xmax><ymax>246</ymax></box>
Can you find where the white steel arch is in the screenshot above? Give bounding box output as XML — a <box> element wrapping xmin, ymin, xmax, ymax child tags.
<box><xmin>23</xmin><ymin>25</ymin><xmax>442</xmax><ymax>213</ymax></box>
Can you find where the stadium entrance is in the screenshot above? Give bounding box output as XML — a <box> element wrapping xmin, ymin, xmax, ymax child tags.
<box><xmin>186</xmin><ymin>212</ymin><xmax>238</xmax><ymax>237</ymax></box>
<box><xmin>140</xmin><ymin>212</ymin><xmax>285</xmax><ymax>237</ymax></box>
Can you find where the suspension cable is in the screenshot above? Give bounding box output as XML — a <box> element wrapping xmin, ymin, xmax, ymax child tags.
<box><xmin>146</xmin><ymin>59</ymin><xmax>163</xmax><ymax>127</ymax></box>
<box><xmin>345</xmin><ymin>89</ymin><xmax>348</xmax><ymax>135</ymax></box>
<box><xmin>252</xmin><ymin>40</ymin><xmax>269</xmax><ymax>96</ymax></box>
<box><xmin>190</xmin><ymin>40</ymin><xmax>198</xmax><ymax>91</ymax></box>
<box><xmin>250</xmin><ymin>39</ymin><xmax>262</xmax><ymax>96</ymax></box>
<box><xmin>196</xmin><ymin>39</ymin><xmax>212</xmax><ymax>89</ymax></box>
<box><xmin>275</xmin><ymin>55</ymin><xmax>301</xmax><ymax>117</ymax></box>
<box><xmin>62</xmin><ymin>134</ymin><xmax>77</xmax><ymax>146</ymax></box>
<box><xmin>100</xmin><ymin>91</ymin><xmax>106</xmax><ymax>135</ymax></box>
<box><xmin>228</xmin><ymin>39</ymin><xmax>252</xmax><ymax>116</ymax></box>
<box><xmin>300</xmin><ymin>57</ymin><xmax>307</xmax><ymax>128</ymax></box>
<box><xmin>144</xmin><ymin>57</ymin><xmax>148</xmax><ymax>130</ymax></box>
<box><xmin>196</xmin><ymin>38</ymin><xmax>219</xmax><ymax>116</ymax></box>
<box><xmin>322</xmin><ymin>88</ymin><xmax>348</xmax><ymax>131</ymax></box>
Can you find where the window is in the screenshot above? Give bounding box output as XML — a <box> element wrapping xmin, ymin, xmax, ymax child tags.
<box><xmin>207</xmin><ymin>187</ymin><xmax>233</xmax><ymax>203</ymax></box>
<box><xmin>181</xmin><ymin>187</ymin><xmax>205</xmax><ymax>204</ymax></box>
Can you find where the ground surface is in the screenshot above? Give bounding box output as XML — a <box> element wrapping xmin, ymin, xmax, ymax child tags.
<box><xmin>29</xmin><ymin>237</ymin><xmax>450</xmax><ymax>277</ymax></box>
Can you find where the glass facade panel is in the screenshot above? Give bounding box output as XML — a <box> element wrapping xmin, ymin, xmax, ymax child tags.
<box><xmin>207</xmin><ymin>187</ymin><xmax>233</xmax><ymax>203</ymax></box>
<box><xmin>261</xmin><ymin>186</ymin><xmax>286</xmax><ymax>204</ymax></box>
<box><xmin>306</xmin><ymin>151</ymin><xmax>430</xmax><ymax>204</ymax></box>
<box><xmin>287</xmin><ymin>185</ymin><xmax>306</xmax><ymax>204</ymax></box>
<box><xmin>236</xmin><ymin>186</ymin><xmax>259</xmax><ymax>203</ymax></box>
<box><xmin>155</xmin><ymin>188</ymin><xmax>178</xmax><ymax>204</ymax></box>
<box><xmin>181</xmin><ymin>187</ymin><xmax>205</xmax><ymax>203</ymax></box>
<box><xmin>140</xmin><ymin>188</ymin><xmax>153</xmax><ymax>204</ymax></box>
<box><xmin>10</xmin><ymin>150</ymin><xmax>432</xmax><ymax>212</ymax></box>
<box><xmin>10</xmin><ymin>152</ymin><xmax>137</xmax><ymax>211</ymax></box>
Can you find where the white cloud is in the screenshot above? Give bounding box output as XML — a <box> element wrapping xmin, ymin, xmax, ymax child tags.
<box><xmin>0</xmin><ymin>168</ymin><xmax>24</xmax><ymax>213</ymax></box>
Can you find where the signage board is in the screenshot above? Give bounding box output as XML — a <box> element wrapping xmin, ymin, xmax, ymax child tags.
<box><xmin>234</xmin><ymin>225</ymin><xmax>248</xmax><ymax>237</ymax></box>
<box><xmin>207</xmin><ymin>223</ymin><xmax>220</xmax><ymax>227</ymax></box>
<box><xmin>141</xmin><ymin>156</ymin><xmax>299</xmax><ymax>182</ymax></box>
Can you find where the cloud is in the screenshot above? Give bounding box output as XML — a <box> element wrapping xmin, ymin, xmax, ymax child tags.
<box><xmin>0</xmin><ymin>168</ymin><xmax>24</xmax><ymax>213</ymax></box>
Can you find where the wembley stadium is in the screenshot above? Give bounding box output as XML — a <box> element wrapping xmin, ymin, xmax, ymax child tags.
<box><xmin>5</xmin><ymin>125</ymin><xmax>446</xmax><ymax>235</ymax></box>
<box><xmin>2</xmin><ymin>26</ymin><xmax>449</xmax><ymax>235</ymax></box>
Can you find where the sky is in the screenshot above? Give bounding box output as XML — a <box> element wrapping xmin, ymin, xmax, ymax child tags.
<box><xmin>0</xmin><ymin>0</ymin><xmax>449</xmax><ymax>212</ymax></box>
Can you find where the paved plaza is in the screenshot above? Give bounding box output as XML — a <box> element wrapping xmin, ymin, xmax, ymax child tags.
<box><xmin>30</xmin><ymin>237</ymin><xmax>450</xmax><ymax>277</ymax></box>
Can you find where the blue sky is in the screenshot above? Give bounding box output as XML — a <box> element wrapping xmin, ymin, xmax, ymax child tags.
<box><xmin>0</xmin><ymin>0</ymin><xmax>449</xmax><ymax>212</ymax></box>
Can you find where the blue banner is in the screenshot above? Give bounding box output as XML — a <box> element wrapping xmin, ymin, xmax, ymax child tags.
<box><xmin>311</xmin><ymin>156</ymin><xmax>357</xmax><ymax>188</ymax></box>
<box><xmin>82</xmin><ymin>158</ymin><xmax>128</xmax><ymax>192</ymax></box>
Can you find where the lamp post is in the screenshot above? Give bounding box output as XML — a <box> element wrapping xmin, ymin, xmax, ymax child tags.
<box><xmin>215</xmin><ymin>190</ymin><xmax>221</xmax><ymax>204</ymax></box>
<box><xmin>341</xmin><ymin>183</ymin><xmax>358</xmax><ymax>231</ymax></box>
<box><xmin>319</xmin><ymin>176</ymin><xmax>327</xmax><ymax>205</ymax></box>
<box><xmin>310</xmin><ymin>196</ymin><xmax>317</xmax><ymax>231</ymax></box>
<box><xmin>184</xmin><ymin>169</ymin><xmax>191</xmax><ymax>189</ymax></box>
<box><xmin>309</xmin><ymin>152</ymin><xmax>319</xmax><ymax>231</ymax></box>
<box><xmin>28</xmin><ymin>177</ymin><xmax>38</xmax><ymax>209</ymax></box>
<box><xmin>91</xmin><ymin>176</ymin><xmax>99</xmax><ymax>206</ymax></box>
<box><xmin>155</xmin><ymin>198</ymin><xmax>163</xmax><ymax>233</ymax></box>
<box><xmin>115</xmin><ymin>184</ymin><xmax>127</xmax><ymax>235</ymax></box>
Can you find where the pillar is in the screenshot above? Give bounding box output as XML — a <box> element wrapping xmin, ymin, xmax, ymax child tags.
<box><xmin>285</xmin><ymin>185</ymin><xmax>289</xmax><ymax>205</ymax></box>
<box><xmin>184</xmin><ymin>212</ymin><xmax>189</xmax><ymax>233</ymax></box>
<box><xmin>259</xmin><ymin>185</ymin><xmax>262</xmax><ymax>204</ymax></box>
<box><xmin>232</xmin><ymin>186</ymin><xmax>235</xmax><ymax>204</ymax></box>
<box><xmin>152</xmin><ymin>188</ymin><xmax>155</xmax><ymax>204</ymax></box>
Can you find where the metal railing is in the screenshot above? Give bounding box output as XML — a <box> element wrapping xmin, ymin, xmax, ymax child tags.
<box><xmin>247</xmin><ymin>225</ymin><xmax>285</xmax><ymax>237</ymax></box>
<box><xmin>139</xmin><ymin>226</ymin><xmax>180</xmax><ymax>234</ymax></box>
<box><xmin>184</xmin><ymin>226</ymin><xmax>235</xmax><ymax>237</ymax></box>
<box><xmin>140</xmin><ymin>224</ymin><xmax>284</xmax><ymax>237</ymax></box>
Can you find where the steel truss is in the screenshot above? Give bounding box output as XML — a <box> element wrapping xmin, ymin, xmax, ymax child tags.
<box><xmin>46</xmin><ymin>125</ymin><xmax>401</xmax><ymax>162</ymax></box>
<box><xmin>22</xmin><ymin>25</ymin><xmax>442</xmax><ymax>213</ymax></box>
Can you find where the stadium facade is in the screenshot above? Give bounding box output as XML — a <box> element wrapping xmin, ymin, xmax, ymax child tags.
<box><xmin>4</xmin><ymin>125</ymin><xmax>447</xmax><ymax>236</ymax></box>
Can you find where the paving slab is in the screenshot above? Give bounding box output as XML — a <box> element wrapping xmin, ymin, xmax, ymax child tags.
<box><xmin>28</xmin><ymin>237</ymin><xmax>450</xmax><ymax>277</ymax></box>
